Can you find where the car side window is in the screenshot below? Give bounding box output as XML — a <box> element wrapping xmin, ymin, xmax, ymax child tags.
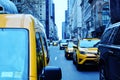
<box><xmin>112</xmin><ymin>26</ymin><xmax>120</xmax><ymax>45</ymax></box>
<box><xmin>40</xmin><ymin>36</ymin><xmax>49</xmax><ymax>63</ymax></box>
<box><xmin>41</xmin><ymin>37</ymin><xmax>47</xmax><ymax>51</ymax></box>
<box><xmin>100</xmin><ymin>28</ymin><xmax>114</xmax><ymax>44</ymax></box>
<box><xmin>36</xmin><ymin>32</ymin><xmax>42</xmax><ymax>53</ymax></box>
<box><xmin>43</xmin><ymin>37</ymin><xmax>48</xmax><ymax>51</ymax></box>
<box><xmin>36</xmin><ymin>32</ymin><xmax>45</xmax><ymax>74</ymax></box>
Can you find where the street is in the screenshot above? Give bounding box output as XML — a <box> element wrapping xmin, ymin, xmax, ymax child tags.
<box><xmin>48</xmin><ymin>45</ymin><xmax>99</xmax><ymax>80</ymax></box>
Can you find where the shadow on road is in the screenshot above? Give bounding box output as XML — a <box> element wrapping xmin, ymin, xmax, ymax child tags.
<box><xmin>77</xmin><ymin>65</ymin><xmax>99</xmax><ymax>72</ymax></box>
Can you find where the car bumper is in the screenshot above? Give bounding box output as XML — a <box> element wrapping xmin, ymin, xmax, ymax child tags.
<box><xmin>78</xmin><ymin>58</ymin><xmax>99</xmax><ymax>66</ymax></box>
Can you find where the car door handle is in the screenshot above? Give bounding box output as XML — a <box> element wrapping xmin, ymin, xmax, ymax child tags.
<box><xmin>108</xmin><ymin>50</ymin><xmax>116</xmax><ymax>56</ymax></box>
<box><xmin>108</xmin><ymin>50</ymin><xmax>114</xmax><ymax>54</ymax></box>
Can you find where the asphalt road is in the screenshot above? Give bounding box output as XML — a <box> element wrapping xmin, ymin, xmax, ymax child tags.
<box><xmin>48</xmin><ymin>45</ymin><xmax>99</xmax><ymax>80</ymax></box>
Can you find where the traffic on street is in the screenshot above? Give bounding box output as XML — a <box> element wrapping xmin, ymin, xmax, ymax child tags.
<box><xmin>48</xmin><ymin>43</ymin><xmax>99</xmax><ymax>80</ymax></box>
<box><xmin>0</xmin><ymin>0</ymin><xmax>120</xmax><ymax>80</ymax></box>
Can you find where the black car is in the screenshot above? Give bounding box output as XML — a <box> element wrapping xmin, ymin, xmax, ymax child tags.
<box><xmin>98</xmin><ymin>22</ymin><xmax>120</xmax><ymax>80</ymax></box>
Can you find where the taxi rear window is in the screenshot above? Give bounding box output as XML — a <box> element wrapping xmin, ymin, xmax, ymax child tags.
<box><xmin>0</xmin><ymin>28</ymin><xmax>29</xmax><ymax>80</ymax></box>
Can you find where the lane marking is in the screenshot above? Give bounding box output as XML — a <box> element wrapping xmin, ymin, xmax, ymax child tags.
<box><xmin>55</xmin><ymin>57</ymin><xmax>57</xmax><ymax>61</ymax></box>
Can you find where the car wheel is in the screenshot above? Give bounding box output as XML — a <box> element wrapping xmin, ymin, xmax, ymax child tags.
<box><xmin>72</xmin><ymin>52</ymin><xmax>76</xmax><ymax>64</ymax></box>
<box><xmin>76</xmin><ymin>62</ymin><xmax>84</xmax><ymax>70</ymax></box>
<box><xmin>76</xmin><ymin>62</ymin><xmax>80</xmax><ymax>70</ymax></box>
<box><xmin>75</xmin><ymin>56</ymin><xmax>81</xmax><ymax>70</ymax></box>
<box><xmin>100</xmin><ymin>65</ymin><xmax>106</xmax><ymax>80</ymax></box>
<box><xmin>65</xmin><ymin>53</ymin><xmax>68</xmax><ymax>60</ymax></box>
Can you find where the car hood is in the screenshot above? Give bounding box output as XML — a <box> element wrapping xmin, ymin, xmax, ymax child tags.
<box><xmin>66</xmin><ymin>48</ymin><xmax>74</xmax><ymax>52</ymax></box>
<box><xmin>79</xmin><ymin>48</ymin><xmax>98</xmax><ymax>54</ymax></box>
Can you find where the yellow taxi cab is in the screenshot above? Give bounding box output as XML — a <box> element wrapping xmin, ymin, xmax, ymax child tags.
<box><xmin>73</xmin><ymin>38</ymin><xmax>100</xmax><ymax>70</ymax></box>
<box><xmin>0</xmin><ymin>14</ymin><xmax>62</xmax><ymax>80</ymax></box>
<box><xmin>65</xmin><ymin>42</ymin><xmax>76</xmax><ymax>59</ymax></box>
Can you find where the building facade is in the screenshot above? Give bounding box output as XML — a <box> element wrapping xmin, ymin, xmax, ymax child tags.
<box><xmin>62</xmin><ymin>10</ymin><xmax>70</xmax><ymax>39</ymax></box>
<box><xmin>64</xmin><ymin>0</ymin><xmax>109</xmax><ymax>39</ymax></box>
<box><xmin>62</xmin><ymin>22</ymin><xmax>65</xmax><ymax>39</ymax></box>
<box><xmin>65</xmin><ymin>0</ymin><xmax>82</xmax><ymax>40</ymax></box>
<box><xmin>81</xmin><ymin>0</ymin><xmax>110</xmax><ymax>38</ymax></box>
<box><xmin>81</xmin><ymin>0</ymin><xmax>91</xmax><ymax>38</ymax></box>
<box><xmin>10</xmin><ymin>0</ymin><xmax>58</xmax><ymax>40</ymax></box>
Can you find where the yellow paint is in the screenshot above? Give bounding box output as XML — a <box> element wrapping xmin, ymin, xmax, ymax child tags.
<box><xmin>0</xmin><ymin>14</ymin><xmax>48</xmax><ymax>80</ymax></box>
<box><xmin>76</xmin><ymin>38</ymin><xmax>100</xmax><ymax>65</ymax></box>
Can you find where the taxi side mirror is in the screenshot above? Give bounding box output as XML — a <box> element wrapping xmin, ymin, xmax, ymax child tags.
<box><xmin>40</xmin><ymin>66</ymin><xmax>62</xmax><ymax>80</ymax></box>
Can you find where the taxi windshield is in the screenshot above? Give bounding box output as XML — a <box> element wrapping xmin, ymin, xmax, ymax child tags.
<box><xmin>0</xmin><ymin>28</ymin><xmax>29</xmax><ymax>80</ymax></box>
<box><xmin>68</xmin><ymin>42</ymin><xmax>74</xmax><ymax>48</ymax></box>
<box><xmin>79</xmin><ymin>39</ymin><xmax>100</xmax><ymax>48</ymax></box>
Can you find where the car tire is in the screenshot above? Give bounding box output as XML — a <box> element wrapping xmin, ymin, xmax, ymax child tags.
<box><xmin>75</xmin><ymin>56</ymin><xmax>82</xmax><ymax>70</ymax></box>
<box><xmin>76</xmin><ymin>62</ymin><xmax>80</xmax><ymax>70</ymax></box>
<box><xmin>76</xmin><ymin>62</ymin><xmax>84</xmax><ymax>71</ymax></box>
<box><xmin>72</xmin><ymin>52</ymin><xmax>76</xmax><ymax>64</ymax></box>
<box><xmin>65</xmin><ymin>53</ymin><xmax>68</xmax><ymax>60</ymax></box>
<box><xmin>100</xmin><ymin>65</ymin><xmax>106</xmax><ymax>80</ymax></box>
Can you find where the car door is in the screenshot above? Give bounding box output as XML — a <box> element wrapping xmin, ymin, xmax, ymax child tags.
<box><xmin>107</xmin><ymin>26</ymin><xmax>120</xmax><ymax>80</ymax></box>
<box><xmin>99</xmin><ymin>27</ymin><xmax>116</xmax><ymax>80</ymax></box>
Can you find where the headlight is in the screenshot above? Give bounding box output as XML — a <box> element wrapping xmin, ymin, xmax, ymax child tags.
<box><xmin>68</xmin><ymin>50</ymin><xmax>71</xmax><ymax>53</ymax></box>
<box><xmin>68</xmin><ymin>49</ymin><xmax>73</xmax><ymax>53</ymax></box>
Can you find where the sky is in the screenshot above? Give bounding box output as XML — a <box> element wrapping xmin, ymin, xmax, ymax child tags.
<box><xmin>53</xmin><ymin>0</ymin><xmax>67</xmax><ymax>40</ymax></box>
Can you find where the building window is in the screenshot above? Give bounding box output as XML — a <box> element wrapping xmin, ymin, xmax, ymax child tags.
<box><xmin>102</xmin><ymin>5</ymin><xmax>110</xmax><ymax>26</ymax></box>
<box><xmin>40</xmin><ymin>5</ymin><xmax>42</xmax><ymax>8</ymax></box>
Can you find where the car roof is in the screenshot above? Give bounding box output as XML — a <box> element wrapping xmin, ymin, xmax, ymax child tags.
<box><xmin>0</xmin><ymin>14</ymin><xmax>46</xmax><ymax>37</ymax></box>
<box><xmin>0</xmin><ymin>14</ymin><xmax>34</xmax><ymax>29</ymax></box>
